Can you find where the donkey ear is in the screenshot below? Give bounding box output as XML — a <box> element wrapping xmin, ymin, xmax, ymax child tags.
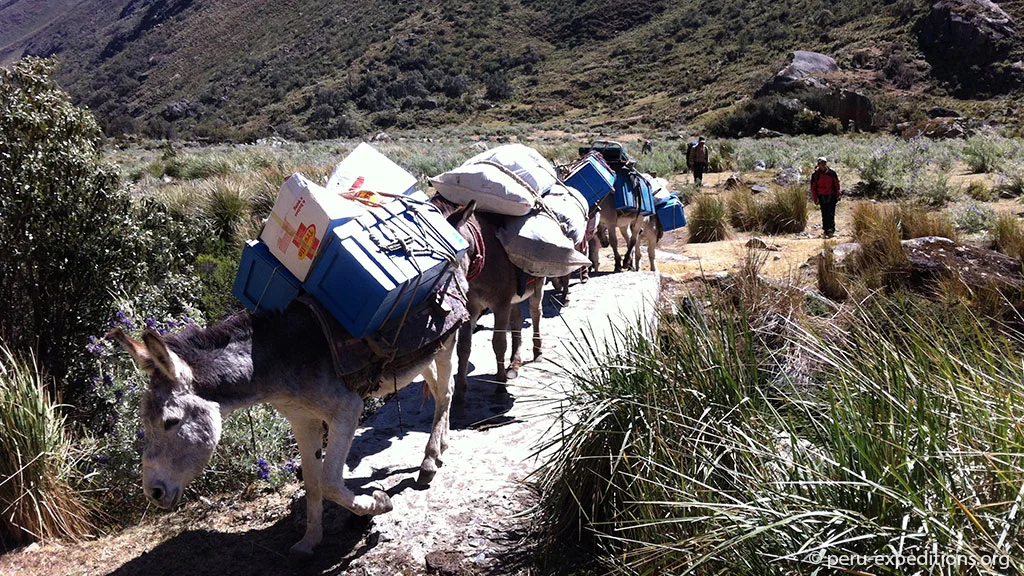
<box><xmin>448</xmin><ymin>199</ymin><xmax>477</xmax><ymax>230</ymax></box>
<box><xmin>142</xmin><ymin>329</ymin><xmax>193</xmax><ymax>385</ymax></box>
<box><xmin>106</xmin><ymin>328</ymin><xmax>155</xmax><ymax>372</ymax></box>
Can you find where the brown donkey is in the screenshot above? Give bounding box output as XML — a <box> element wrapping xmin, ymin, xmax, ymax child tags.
<box><xmin>430</xmin><ymin>197</ymin><xmax>545</xmax><ymax>413</ymax></box>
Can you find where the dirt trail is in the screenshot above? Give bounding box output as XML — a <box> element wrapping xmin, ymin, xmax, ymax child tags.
<box><xmin>0</xmin><ymin>272</ymin><xmax>660</xmax><ymax>576</ymax></box>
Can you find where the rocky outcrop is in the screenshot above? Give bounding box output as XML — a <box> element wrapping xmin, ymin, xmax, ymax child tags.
<box><xmin>760</xmin><ymin>51</ymin><xmax>839</xmax><ymax>94</ymax></box>
<box><xmin>896</xmin><ymin>116</ymin><xmax>984</xmax><ymax>139</ymax></box>
<box><xmin>758</xmin><ymin>51</ymin><xmax>875</xmax><ymax>131</ymax></box>
<box><xmin>901</xmin><ymin>236</ymin><xmax>1023</xmax><ymax>295</ymax></box>
<box><xmin>919</xmin><ymin>0</ymin><xmax>1023</xmax><ymax>95</ymax></box>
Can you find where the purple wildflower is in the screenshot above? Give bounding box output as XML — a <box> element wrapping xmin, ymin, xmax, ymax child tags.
<box><xmin>137</xmin><ymin>429</ymin><xmax>145</xmax><ymax>440</ymax></box>
<box><xmin>103</xmin><ymin>374</ymin><xmax>114</xmax><ymax>388</ymax></box>
<box><xmin>115</xmin><ymin>309</ymin><xmax>136</xmax><ymax>330</ymax></box>
<box><xmin>257</xmin><ymin>458</ymin><xmax>271</xmax><ymax>480</ymax></box>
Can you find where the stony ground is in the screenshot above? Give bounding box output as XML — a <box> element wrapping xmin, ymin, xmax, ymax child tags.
<box><xmin>0</xmin><ymin>272</ymin><xmax>660</xmax><ymax>576</ymax></box>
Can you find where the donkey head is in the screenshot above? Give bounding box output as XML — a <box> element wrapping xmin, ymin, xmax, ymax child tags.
<box><xmin>108</xmin><ymin>328</ymin><xmax>222</xmax><ymax>510</ymax></box>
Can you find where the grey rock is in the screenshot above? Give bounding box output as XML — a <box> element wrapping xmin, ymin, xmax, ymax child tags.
<box><xmin>760</xmin><ymin>51</ymin><xmax>839</xmax><ymax>94</ymax></box>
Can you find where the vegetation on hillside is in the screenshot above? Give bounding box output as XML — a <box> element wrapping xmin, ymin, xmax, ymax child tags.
<box><xmin>2</xmin><ymin>0</ymin><xmax>1022</xmax><ymax>140</ymax></box>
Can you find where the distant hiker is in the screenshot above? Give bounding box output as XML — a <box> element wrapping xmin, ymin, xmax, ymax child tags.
<box><xmin>688</xmin><ymin>137</ymin><xmax>710</xmax><ymax>186</ymax></box>
<box><xmin>810</xmin><ymin>156</ymin><xmax>842</xmax><ymax>238</ymax></box>
<box><xmin>642</xmin><ymin>139</ymin><xmax>653</xmax><ymax>155</ymax></box>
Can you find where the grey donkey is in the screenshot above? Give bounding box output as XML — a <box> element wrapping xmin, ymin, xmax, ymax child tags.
<box><xmin>596</xmin><ymin>192</ymin><xmax>663</xmax><ymax>272</ymax></box>
<box><xmin>109</xmin><ymin>202</ymin><xmax>478</xmax><ymax>558</ymax></box>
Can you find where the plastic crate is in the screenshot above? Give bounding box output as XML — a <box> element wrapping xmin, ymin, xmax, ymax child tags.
<box><xmin>655</xmin><ymin>196</ymin><xmax>687</xmax><ymax>231</ymax></box>
<box><xmin>233</xmin><ymin>240</ymin><xmax>304</xmax><ymax>313</ymax></box>
<box><xmin>565</xmin><ymin>154</ymin><xmax>615</xmax><ymax>206</ymax></box>
<box><xmin>304</xmin><ymin>199</ymin><xmax>469</xmax><ymax>338</ymax></box>
<box><xmin>613</xmin><ymin>170</ymin><xmax>656</xmax><ymax>215</ymax></box>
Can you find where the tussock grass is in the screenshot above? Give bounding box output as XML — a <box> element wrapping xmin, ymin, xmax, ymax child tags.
<box><xmin>817</xmin><ymin>242</ymin><xmax>849</xmax><ymax>302</ymax></box>
<box><xmin>204</xmin><ymin>176</ymin><xmax>255</xmax><ymax>244</ymax></box>
<box><xmin>760</xmin><ymin>185</ymin><xmax>808</xmax><ymax>234</ymax></box>
<box><xmin>537</xmin><ymin>296</ymin><xmax>1024</xmax><ymax>575</ymax></box>
<box><xmin>991</xmin><ymin>212</ymin><xmax>1024</xmax><ymax>259</ymax></box>
<box><xmin>726</xmin><ymin>187</ymin><xmax>761</xmax><ymax>231</ymax></box>
<box><xmin>966</xmin><ymin>180</ymin><xmax>992</xmax><ymax>202</ymax></box>
<box><xmin>1</xmin><ymin>346</ymin><xmax>93</xmax><ymax>546</ymax></box>
<box><xmin>687</xmin><ymin>193</ymin><xmax>729</xmax><ymax>243</ymax></box>
<box><xmin>897</xmin><ymin>203</ymin><xmax>958</xmax><ymax>241</ymax></box>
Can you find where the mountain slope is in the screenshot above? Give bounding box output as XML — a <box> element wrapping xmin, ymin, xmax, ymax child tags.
<box><xmin>2</xmin><ymin>0</ymin><xmax>1022</xmax><ymax>140</ymax></box>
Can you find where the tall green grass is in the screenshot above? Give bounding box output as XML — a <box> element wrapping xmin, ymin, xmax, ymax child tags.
<box><xmin>687</xmin><ymin>193</ymin><xmax>730</xmax><ymax>243</ymax></box>
<box><xmin>1</xmin><ymin>346</ymin><xmax>93</xmax><ymax>546</ymax></box>
<box><xmin>537</xmin><ymin>297</ymin><xmax>1024</xmax><ymax>575</ymax></box>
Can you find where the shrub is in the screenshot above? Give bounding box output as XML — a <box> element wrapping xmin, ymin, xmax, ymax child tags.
<box><xmin>0</xmin><ymin>346</ymin><xmax>93</xmax><ymax>546</ymax></box>
<box><xmin>687</xmin><ymin>194</ymin><xmax>729</xmax><ymax>243</ymax></box>
<box><xmin>726</xmin><ymin>188</ymin><xmax>761</xmax><ymax>231</ymax></box>
<box><xmin>965</xmin><ymin>180</ymin><xmax>992</xmax><ymax>201</ymax></box>
<box><xmin>952</xmin><ymin>202</ymin><xmax>996</xmax><ymax>234</ymax></box>
<box><xmin>994</xmin><ymin>168</ymin><xmax>1024</xmax><ymax>198</ymax></box>
<box><xmin>0</xmin><ymin>58</ymin><xmax>152</xmax><ymax>397</ymax></box>
<box><xmin>759</xmin><ymin>185</ymin><xmax>808</xmax><ymax>234</ymax></box>
<box><xmin>991</xmin><ymin>212</ymin><xmax>1024</xmax><ymax>259</ymax></box>
<box><xmin>203</xmin><ymin>176</ymin><xmax>254</xmax><ymax>244</ymax></box>
<box><xmin>963</xmin><ymin>134</ymin><xmax>1005</xmax><ymax>173</ymax></box>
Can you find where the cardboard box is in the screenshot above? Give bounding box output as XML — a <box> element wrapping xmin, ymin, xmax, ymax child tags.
<box><xmin>259</xmin><ymin>173</ymin><xmax>364</xmax><ymax>281</ymax></box>
<box><xmin>327</xmin><ymin>142</ymin><xmax>418</xmax><ymax>197</ymax></box>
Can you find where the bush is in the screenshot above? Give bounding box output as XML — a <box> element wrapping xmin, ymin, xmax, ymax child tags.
<box><xmin>963</xmin><ymin>134</ymin><xmax>1005</xmax><ymax>174</ymax></box>
<box><xmin>0</xmin><ymin>58</ymin><xmax>152</xmax><ymax>398</ymax></box>
<box><xmin>952</xmin><ymin>202</ymin><xmax>996</xmax><ymax>234</ymax></box>
<box><xmin>851</xmin><ymin>203</ymin><xmax>909</xmax><ymax>286</ymax></box>
<box><xmin>687</xmin><ymin>194</ymin><xmax>729</xmax><ymax>243</ymax></box>
<box><xmin>965</xmin><ymin>180</ymin><xmax>992</xmax><ymax>201</ymax></box>
<box><xmin>0</xmin><ymin>346</ymin><xmax>93</xmax><ymax>546</ymax></box>
<box><xmin>817</xmin><ymin>242</ymin><xmax>849</xmax><ymax>301</ymax></box>
<box><xmin>991</xmin><ymin>212</ymin><xmax>1024</xmax><ymax>259</ymax></box>
<box><xmin>994</xmin><ymin>168</ymin><xmax>1024</xmax><ymax>198</ymax></box>
<box><xmin>759</xmin><ymin>186</ymin><xmax>808</xmax><ymax>234</ymax></box>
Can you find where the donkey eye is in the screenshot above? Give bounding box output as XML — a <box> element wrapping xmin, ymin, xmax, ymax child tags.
<box><xmin>163</xmin><ymin>417</ymin><xmax>181</xmax><ymax>430</ymax></box>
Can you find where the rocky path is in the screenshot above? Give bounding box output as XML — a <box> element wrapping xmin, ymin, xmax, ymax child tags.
<box><xmin>0</xmin><ymin>271</ymin><xmax>659</xmax><ymax>576</ymax></box>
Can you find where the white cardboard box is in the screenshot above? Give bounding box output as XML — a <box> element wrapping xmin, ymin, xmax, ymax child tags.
<box><xmin>327</xmin><ymin>142</ymin><xmax>418</xmax><ymax>196</ymax></box>
<box><xmin>259</xmin><ymin>173</ymin><xmax>364</xmax><ymax>281</ymax></box>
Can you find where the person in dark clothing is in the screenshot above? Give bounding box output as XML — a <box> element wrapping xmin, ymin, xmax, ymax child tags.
<box><xmin>641</xmin><ymin>139</ymin><xmax>652</xmax><ymax>155</ymax></box>
<box><xmin>689</xmin><ymin>137</ymin><xmax>709</xmax><ymax>186</ymax></box>
<box><xmin>810</xmin><ymin>156</ymin><xmax>842</xmax><ymax>237</ymax></box>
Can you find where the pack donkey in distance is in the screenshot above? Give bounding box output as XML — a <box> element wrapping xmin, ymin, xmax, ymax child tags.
<box><xmin>109</xmin><ymin>202</ymin><xmax>478</xmax><ymax>558</ymax></box>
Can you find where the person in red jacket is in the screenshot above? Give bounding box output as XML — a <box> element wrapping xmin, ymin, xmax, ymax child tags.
<box><xmin>810</xmin><ymin>156</ymin><xmax>842</xmax><ymax>238</ymax></box>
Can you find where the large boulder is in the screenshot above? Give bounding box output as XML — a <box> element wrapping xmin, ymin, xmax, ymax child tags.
<box><xmin>759</xmin><ymin>51</ymin><xmax>839</xmax><ymax>94</ymax></box>
<box><xmin>919</xmin><ymin>0</ymin><xmax>1023</xmax><ymax>95</ymax></box>
<box><xmin>901</xmin><ymin>236</ymin><xmax>1023</xmax><ymax>296</ymax></box>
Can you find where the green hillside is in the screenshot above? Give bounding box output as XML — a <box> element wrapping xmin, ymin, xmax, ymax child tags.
<box><xmin>2</xmin><ymin>0</ymin><xmax>1023</xmax><ymax>140</ymax></box>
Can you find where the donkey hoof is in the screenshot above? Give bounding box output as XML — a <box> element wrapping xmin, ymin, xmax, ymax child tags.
<box><xmin>417</xmin><ymin>467</ymin><xmax>437</xmax><ymax>486</ymax></box>
<box><xmin>289</xmin><ymin>543</ymin><xmax>315</xmax><ymax>562</ymax></box>
<box><xmin>373</xmin><ymin>490</ymin><xmax>393</xmax><ymax>514</ymax></box>
<box><xmin>505</xmin><ymin>366</ymin><xmax>519</xmax><ymax>380</ymax></box>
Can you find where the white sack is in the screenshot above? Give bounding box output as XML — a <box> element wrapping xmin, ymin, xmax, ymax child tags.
<box><xmin>430</xmin><ymin>163</ymin><xmax>535</xmax><ymax>216</ymax></box>
<box><xmin>645</xmin><ymin>173</ymin><xmax>673</xmax><ymax>203</ymax></box>
<box><xmin>540</xmin><ymin>183</ymin><xmax>589</xmax><ymax>245</ymax></box>
<box><xmin>497</xmin><ymin>211</ymin><xmax>592</xmax><ymax>278</ymax></box>
<box><xmin>463</xmin><ymin>144</ymin><xmax>558</xmax><ymax>194</ymax></box>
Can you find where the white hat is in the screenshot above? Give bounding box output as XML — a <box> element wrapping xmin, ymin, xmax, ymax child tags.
<box><xmin>817</xmin><ymin>156</ymin><xmax>828</xmax><ymax>163</ymax></box>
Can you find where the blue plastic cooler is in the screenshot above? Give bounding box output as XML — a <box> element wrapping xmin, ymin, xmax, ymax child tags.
<box><xmin>304</xmin><ymin>199</ymin><xmax>469</xmax><ymax>339</ymax></box>
<box><xmin>613</xmin><ymin>171</ymin><xmax>656</xmax><ymax>215</ymax></box>
<box><xmin>655</xmin><ymin>196</ymin><xmax>687</xmax><ymax>231</ymax></box>
<box><xmin>233</xmin><ymin>240</ymin><xmax>304</xmax><ymax>313</ymax></box>
<box><xmin>565</xmin><ymin>154</ymin><xmax>615</xmax><ymax>206</ymax></box>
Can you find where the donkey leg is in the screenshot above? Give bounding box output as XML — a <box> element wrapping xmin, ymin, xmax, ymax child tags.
<box><xmin>506</xmin><ymin>302</ymin><xmax>524</xmax><ymax>381</ymax></box>
<box><xmin>287</xmin><ymin>415</ymin><xmax>327</xmax><ymax>558</ymax></box>
<box><xmin>322</xmin><ymin>390</ymin><xmax>393</xmax><ymax>516</ymax></box>
<box><xmin>417</xmin><ymin>333</ymin><xmax>456</xmax><ymax>486</ymax></box>
<box><xmin>453</xmin><ymin>310</ymin><xmax>477</xmax><ymax>416</ymax></box>
<box><xmin>491</xmin><ymin>303</ymin><xmax>512</xmax><ymax>391</ymax></box>
<box><xmin>530</xmin><ymin>279</ymin><xmax>544</xmax><ymax>361</ymax></box>
<box><xmin>647</xmin><ymin>228</ymin><xmax>658</xmax><ymax>272</ymax></box>
<box><xmin>609</xmin><ymin>227</ymin><xmax>622</xmax><ymax>272</ymax></box>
